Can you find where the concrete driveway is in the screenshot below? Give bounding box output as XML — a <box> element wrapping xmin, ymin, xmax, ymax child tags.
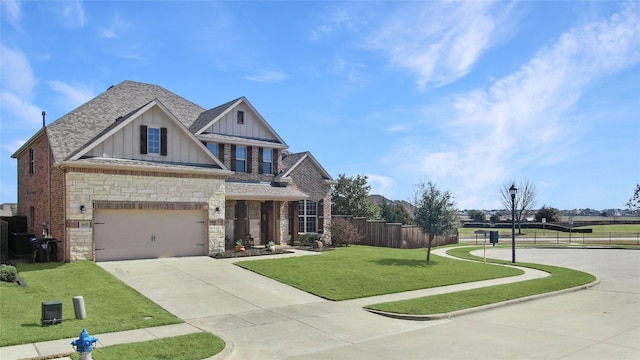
<box><xmin>99</xmin><ymin>248</ymin><xmax>640</xmax><ymax>359</ymax></box>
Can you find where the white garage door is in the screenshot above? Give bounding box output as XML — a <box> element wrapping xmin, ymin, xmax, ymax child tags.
<box><xmin>94</xmin><ymin>209</ymin><xmax>207</xmax><ymax>261</ymax></box>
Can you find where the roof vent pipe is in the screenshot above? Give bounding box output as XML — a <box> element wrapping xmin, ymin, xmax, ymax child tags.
<box><xmin>42</xmin><ymin>111</ymin><xmax>46</xmax><ymax>127</ymax></box>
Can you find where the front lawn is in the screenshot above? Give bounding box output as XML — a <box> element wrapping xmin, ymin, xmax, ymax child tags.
<box><xmin>0</xmin><ymin>261</ymin><xmax>181</xmax><ymax>347</ymax></box>
<box><xmin>236</xmin><ymin>245</ymin><xmax>523</xmax><ymax>300</ymax></box>
<box><xmin>365</xmin><ymin>246</ymin><xmax>596</xmax><ymax>315</ymax></box>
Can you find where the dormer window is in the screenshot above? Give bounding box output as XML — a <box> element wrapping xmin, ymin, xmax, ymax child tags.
<box><xmin>237</xmin><ymin>111</ymin><xmax>244</xmax><ymax>124</ymax></box>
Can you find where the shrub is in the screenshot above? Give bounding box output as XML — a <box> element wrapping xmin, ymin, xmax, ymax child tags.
<box><xmin>299</xmin><ymin>233</ymin><xmax>320</xmax><ymax>247</ymax></box>
<box><xmin>330</xmin><ymin>218</ymin><xmax>363</xmax><ymax>246</ymax></box>
<box><xmin>0</xmin><ymin>264</ymin><xmax>17</xmax><ymax>283</ymax></box>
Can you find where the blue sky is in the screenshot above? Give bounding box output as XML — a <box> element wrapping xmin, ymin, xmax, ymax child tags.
<box><xmin>1</xmin><ymin>1</ymin><xmax>638</xmax><ymax>211</ymax></box>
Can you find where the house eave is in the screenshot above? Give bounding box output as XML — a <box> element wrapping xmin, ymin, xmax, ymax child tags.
<box><xmin>11</xmin><ymin>128</ymin><xmax>46</xmax><ymax>158</ymax></box>
<box><xmin>58</xmin><ymin>159</ymin><xmax>233</xmax><ymax>177</ymax></box>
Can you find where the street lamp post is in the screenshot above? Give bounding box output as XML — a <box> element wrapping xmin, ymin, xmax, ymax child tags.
<box><xmin>509</xmin><ymin>184</ymin><xmax>517</xmax><ymax>263</ymax></box>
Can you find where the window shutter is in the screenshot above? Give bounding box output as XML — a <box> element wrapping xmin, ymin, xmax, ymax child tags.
<box><xmin>273</xmin><ymin>149</ymin><xmax>278</xmax><ymax>174</ymax></box>
<box><xmin>230</xmin><ymin>144</ymin><xmax>236</xmax><ymax>171</ymax></box>
<box><xmin>218</xmin><ymin>144</ymin><xmax>225</xmax><ymax>163</ymax></box>
<box><xmin>318</xmin><ymin>199</ymin><xmax>325</xmax><ymax>233</ymax></box>
<box><xmin>160</xmin><ymin>127</ymin><xmax>168</xmax><ymax>156</ymax></box>
<box><xmin>258</xmin><ymin>148</ymin><xmax>264</xmax><ymax>174</ymax></box>
<box><xmin>140</xmin><ymin>125</ymin><xmax>148</xmax><ymax>154</ymax></box>
<box><xmin>247</xmin><ymin>146</ymin><xmax>253</xmax><ymax>174</ymax></box>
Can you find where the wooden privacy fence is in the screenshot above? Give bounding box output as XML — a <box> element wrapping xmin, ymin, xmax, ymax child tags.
<box><xmin>332</xmin><ymin>215</ymin><xmax>458</xmax><ymax>249</ymax></box>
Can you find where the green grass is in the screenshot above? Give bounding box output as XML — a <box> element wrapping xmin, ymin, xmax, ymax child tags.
<box><xmin>236</xmin><ymin>245</ymin><xmax>523</xmax><ymax>301</ymax></box>
<box><xmin>69</xmin><ymin>333</ymin><xmax>224</xmax><ymax>360</ymax></box>
<box><xmin>365</xmin><ymin>246</ymin><xmax>596</xmax><ymax>315</ymax></box>
<box><xmin>459</xmin><ymin>224</ymin><xmax>640</xmax><ymax>239</ymax></box>
<box><xmin>0</xmin><ymin>261</ymin><xmax>181</xmax><ymax>347</ymax></box>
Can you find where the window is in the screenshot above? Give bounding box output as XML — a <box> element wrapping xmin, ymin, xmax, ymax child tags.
<box><xmin>237</xmin><ymin>111</ymin><xmax>244</xmax><ymax>124</ymax></box>
<box><xmin>29</xmin><ymin>149</ymin><xmax>35</xmax><ymax>174</ymax></box>
<box><xmin>207</xmin><ymin>142</ymin><xmax>218</xmax><ymax>157</ymax></box>
<box><xmin>236</xmin><ymin>146</ymin><xmax>246</xmax><ymax>172</ymax></box>
<box><xmin>298</xmin><ymin>200</ymin><xmax>317</xmax><ymax>233</ymax></box>
<box><xmin>147</xmin><ymin>127</ymin><xmax>160</xmax><ymax>154</ymax></box>
<box><xmin>140</xmin><ymin>125</ymin><xmax>167</xmax><ymax>156</ymax></box>
<box><xmin>259</xmin><ymin>148</ymin><xmax>277</xmax><ymax>175</ymax></box>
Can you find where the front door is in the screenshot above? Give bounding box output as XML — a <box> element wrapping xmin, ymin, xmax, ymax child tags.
<box><xmin>234</xmin><ymin>201</ymin><xmax>248</xmax><ymax>241</ymax></box>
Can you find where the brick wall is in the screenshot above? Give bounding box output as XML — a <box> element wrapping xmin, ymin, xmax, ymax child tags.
<box><xmin>15</xmin><ymin>132</ymin><xmax>66</xmax><ymax>260</ymax></box>
<box><xmin>288</xmin><ymin>158</ymin><xmax>332</xmax><ymax>243</ymax></box>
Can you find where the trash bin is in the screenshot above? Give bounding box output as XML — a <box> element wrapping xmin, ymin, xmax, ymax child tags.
<box><xmin>30</xmin><ymin>238</ymin><xmax>51</xmax><ymax>263</ymax></box>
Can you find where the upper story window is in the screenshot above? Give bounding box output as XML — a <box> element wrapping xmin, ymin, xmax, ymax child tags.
<box><xmin>147</xmin><ymin>127</ymin><xmax>160</xmax><ymax>154</ymax></box>
<box><xmin>140</xmin><ymin>125</ymin><xmax>167</xmax><ymax>156</ymax></box>
<box><xmin>206</xmin><ymin>142</ymin><xmax>218</xmax><ymax>157</ymax></box>
<box><xmin>236</xmin><ymin>146</ymin><xmax>246</xmax><ymax>172</ymax></box>
<box><xmin>263</xmin><ymin>149</ymin><xmax>272</xmax><ymax>175</ymax></box>
<box><xmin>29</xmin><ymin>148</ymin><xmax>35</xmax><ymax>174</ymax></box>
<box><xmin>237</xmin><ymin>111</ymin><xmax>244</xmax><ymax>124</ymax></box>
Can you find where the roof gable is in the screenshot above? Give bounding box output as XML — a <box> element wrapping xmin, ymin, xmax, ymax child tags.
<box><xmin>69</xmin><ymin>99</ymin><xmax>226</xmax><ymax>169</ymax></box>
<box><xmin>280</xmin><ymin>151</ymin><xmax>335</xmax><ymax>183</ymax></box>
<box><xmin>46</xmin><ymin>80</ymin><xmax>206</xmax><ymax>163</ymax></box>
<box><xmin>193</xmin><ymin>97</ymin><xmax>287</xmax><ymax>146</ymax></box>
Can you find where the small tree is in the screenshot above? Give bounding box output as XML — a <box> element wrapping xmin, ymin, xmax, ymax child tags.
<box><xmin>331</xmin><ymin>174</ymin><xmax>381</xmax><ymax>219</ymax></box>
<box><xmin>468</xmin><ymin>210</ymin><xmax>486</xmax><ymax>222</ymax></box>
<box><xmin>535</xmin><ymin>205</ymin><xmax>561</xmax><ymax>222</ymax></box>
<box><xmin>330</xmin><ymin>217</ymin><xmax>364</xmax><ymax>246</ymax></box>
<box><xmin>380</xmin><ymin>200</ymin><xmax>414</xmax><ymax>224</ymax></box>
<box><xmin>413</xmin><ymin>181</ymin><xmax>459</xmax><ymax>263</ymax></box>
<box><xmin>489</xmin><ymin>213</ymin><xmax>501</xmax><ymax>223</ymax></box>
<box><xmin>626</xmin><ymin>184</ymin><xmax>640</xmax><ymax>216</ymax></box>
<box><xmin>501</xmin><ymin>179</ymin><xmax>538</xmax><ymax>234</ymax></box>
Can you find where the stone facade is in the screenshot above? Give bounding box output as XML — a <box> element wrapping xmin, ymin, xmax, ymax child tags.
<box><xmin>65</xmin><ymin>168</ymin><xmax>225</xmax><ymax>260</ymax></box>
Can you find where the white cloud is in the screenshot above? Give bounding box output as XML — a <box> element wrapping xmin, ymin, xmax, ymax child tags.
<box><xmin>0</xmin><ymin>45</ymin><xmax>36</xmax><ymax>97</ymax></box>
<box><xmin>386</xmin><ymin>2</ymin><xmax>640</xmax><ymax>208</ymax></box>
<box><xmin>59</xmin><ymin>0</ymin><xmax>87</xmax><ymax>28</ymax></box>
<box><xmin>366</xmin><ymin>174</ymin><xmax>395</xmax><ymax>196</ymax></box>
<box><xmin>47</xmin><ymin>81</ymin><xmax>95</xmax><ymax>109</ymax></box>
<box><xmin>1</xmin><ymin>0</ymin><xmax>21</xmax><ymax>28</ymax></box>
<box><xmin>0</xmin><ymin>45</ymin><xmax>42</xmax><ymax>126</ymax></box>
<box><xmin>244</xmin><ymin>70</ymin><xmax>288</xmax><ymax>83</ymax></box>
<box><xmin>101</xmin><ymin>14</ymin><xmax>128</xmax><ymax>38</ymax></box>
<box><xmin>368</xmin><ymin>1</ymin><xmax>515</xmax><ymax>90</ymax></box>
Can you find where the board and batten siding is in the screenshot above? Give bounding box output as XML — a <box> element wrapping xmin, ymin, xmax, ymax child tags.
<box><xmin>204</xmin><ymin>104</ymin><xmax>279</xmax><ymax>142</ymax></box>
<box><xmin>88</xmin><ymin>105</ymin><xmax>215</xmax><ymax>165</ymax></box>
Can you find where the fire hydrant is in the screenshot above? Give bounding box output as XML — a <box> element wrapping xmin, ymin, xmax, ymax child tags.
<box><xmin>71</xmin><ymin>328</ymin><xmax>98</xmax><ymax>360</ymax></box>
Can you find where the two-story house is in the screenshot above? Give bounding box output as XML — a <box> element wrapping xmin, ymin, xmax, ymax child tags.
<box><xmin>11</xmin><ymin>80</ymin><xmax>335</xmax><ymax>261</ymax></box>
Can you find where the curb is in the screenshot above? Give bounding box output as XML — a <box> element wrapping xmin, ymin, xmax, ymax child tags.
<box><xmin>206</xmin><ymin>333</ymin><xmax>236</xmax><ymax>360</ymax></box>
<box><xmin>365</xmin><ymin>277</ymin><xmax>600</xmax><ymax>321</ymax></box>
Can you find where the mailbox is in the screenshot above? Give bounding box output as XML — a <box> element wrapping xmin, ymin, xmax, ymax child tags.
<box><xmin>489</xmin><ymin>231</ymin><xmax>499</xmax><ymax>245</ymax></box>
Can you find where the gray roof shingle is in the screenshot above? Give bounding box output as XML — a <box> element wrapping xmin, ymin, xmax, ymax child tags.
<box><xmin>46</xmin><ymin>80</ymin><xmax>206</xmax><ymax>162</ymax></box>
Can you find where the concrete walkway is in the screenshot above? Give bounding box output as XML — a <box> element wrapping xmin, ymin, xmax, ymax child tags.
<box><xmin>2</xmin><ymin>247</ymin><xmax>637</xmax><ymax>359</ymax></box>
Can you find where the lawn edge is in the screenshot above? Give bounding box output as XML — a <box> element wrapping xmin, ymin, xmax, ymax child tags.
<box><xmin>363</xmin><ymin>245</ymin><xmax>600</xmax><ymax>320</ymax></box>
<box><xmin>364</xmin><ymin>278</ymin><xmax>600</xmax><ymax>321</ymax></box>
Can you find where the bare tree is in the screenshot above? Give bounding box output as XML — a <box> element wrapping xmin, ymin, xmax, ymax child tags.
<box><xmin>626</xmin><ymin>184</ymin><xmax>640</xmax><ymax>217</ymax></box>
<box><xmin>501</xmin><ymin>179</ymin><xmax>538</xmax><ymax>234</ymax></box>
